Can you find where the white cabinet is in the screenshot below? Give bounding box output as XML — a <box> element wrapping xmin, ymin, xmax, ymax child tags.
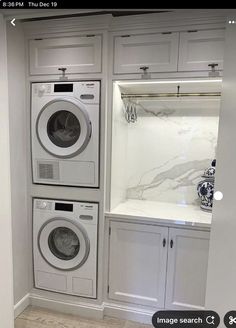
<box><xmin>165</xmin><ymin>228</ymin><xmax>210</xmax><ymax>310</ymax></box>
<box><xmin>108</xmin><ymin>220</ymin><xmax>210</xmax><ymax>310</ymax></box>
<box><xmin>29</xmin><ymin>35</ymin><xmax>102</xmax><ymax>75</ymax></box>
<box><xmin>108</xmin><ymin>221</ymin><xmax>168</xmax><ymax>307</ymax></box>
<box><xmin>178</xmin><ymin>29</ymin><xmax>225</xmax><ymax>71</ymax></box>
<box><xmin>113</xmin><ymin>32</ymin><xmax>179</xmax><ymax>74</ymax></box>
<box><xmin>113</xmin><ymin>29</ymin><xmax>225</xmax><ymax>74</ymax></box>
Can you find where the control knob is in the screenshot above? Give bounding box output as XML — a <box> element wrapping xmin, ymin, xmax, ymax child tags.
<box><xmin>39</xmin><ymin>202</ymin><xmax>47</xmax><ymax>209</ymax></box>
<box><xmin>39</xmin><ymin>85</ymin><xmax>46</xmax><ymax>93</ymax></box>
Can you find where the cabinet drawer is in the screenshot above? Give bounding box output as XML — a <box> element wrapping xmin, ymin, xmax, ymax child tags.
<box><xmin>178</xmin><ymin>29</ymin><xmax>225</xmax><ymax>71</ymax></box>
<box><xmin>29</xmin><ymin>35</ymin><xmax>102</xmax><ymax>75</ymax></box>
<box><xmin>114</xmin><ymin>33</ymin><xmax>179</xmax><ymax>74</ymax></box>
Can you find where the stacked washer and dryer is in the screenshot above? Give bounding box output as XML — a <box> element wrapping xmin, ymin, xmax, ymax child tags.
<box><xmin>31</xmin><ymin>81</ymin><xmax>100</xmax><ymax>298</ymax></box>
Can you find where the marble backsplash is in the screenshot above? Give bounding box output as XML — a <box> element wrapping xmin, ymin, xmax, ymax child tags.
<box><xmin>125</xmin><ymin>100</ymin><xmax>220</xmax><ymax>205</ymax></box>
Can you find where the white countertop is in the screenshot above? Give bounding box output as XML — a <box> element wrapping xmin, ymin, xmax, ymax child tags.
<box><xmin>106</xmin><ymin>199</ymin><xmax>212</xmax><ymax>229</ymax></box>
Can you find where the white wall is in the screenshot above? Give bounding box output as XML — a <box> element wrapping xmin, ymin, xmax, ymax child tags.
<box><xmin>205</xmin><ymin>17</ymin><xmax>236</xmax><ymax>317</ymax></box>
<box><xmin>0</xmin><ymin>13</ymin><xmax>14</xmax><ymax>328</ymax></box>
<box><xmin>7</xmin><ymin>22</ymin><xmax>30</xmax><ymax>305</ymax></box>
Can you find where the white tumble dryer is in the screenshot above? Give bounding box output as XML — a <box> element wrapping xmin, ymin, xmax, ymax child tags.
<box><xmin>33</xmin><ymin>198</ymin><xmax>98</xmax><ymax>298</ymax></box>
<box><xmin>31</xmin><ymin>81</ymin><xmax>100</xmax><ymax>187</ymax></box>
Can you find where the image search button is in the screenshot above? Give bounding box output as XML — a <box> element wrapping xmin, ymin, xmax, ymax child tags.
<box><xmin>206</xmin><ymin>316</ymin><xmax>215</xmax><ymax>325</ymax></box>
<box><xmin>152</xmin><ymin>310</ymin><xmax>220</xmax><ymax>328</ymax></box>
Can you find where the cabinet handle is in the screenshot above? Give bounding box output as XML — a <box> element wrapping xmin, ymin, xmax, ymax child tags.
<box><xmin>208</xmin><ymin>63</ymin><xmax>219</xmax><ymax>69</ymax></box>
<box><xmin>58</xmin><ymin>67</ymin><xmax>67</xmax><ymax>73</ymax></box>
<box><xmin>162</xmin><ymin>238</ymin><xmax>166</xmax><ymax>247</ymax></box>
<box><xmin>208</xmin><ymin>63</ymin><xmax>220</xmax><ymax>77</ymax></box>
<box><xmin>139</xmin><ymin>66</ymin><xmax>149</xmax><ymax>72</ymax></box>
<box><xmin>58</xmin><ymin>67</ymin><xmax>67</xmax><ymax>79</ymax></box>
<box><xmin>170</xmin><ymin>239</ymin><xmax>174</xmax><ymax>248</ymax></box>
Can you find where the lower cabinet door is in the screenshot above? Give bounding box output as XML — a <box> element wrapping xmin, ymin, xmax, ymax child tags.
<box><xmin>165</xmin><ymin>228</ymin><xmax>210</xmax><ymax>310</ymax></box>
<box><xmin>108</xmin><ymin>221</ymin><xmax>168</xmax><ymax>308</ymax></box>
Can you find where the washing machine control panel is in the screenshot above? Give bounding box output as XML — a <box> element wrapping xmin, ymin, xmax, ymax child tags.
<box><xmin>35</xmin><ymin>200</ymin><xmax>52</xmax><ymax>210</ymax></box>
<box><xmin>33</xmin><ymin>81</ymin><xmax>100</xmax><ymax>103</ymax></box>
<box><xmin>34</xmin><ymin>84</ymin><xmax>52</xmax><ymax>95</ymax></box>
<box><xmin>34</xmin><ymin>199</ymin><xmax>98</xmax><ymax>224</ymax></box>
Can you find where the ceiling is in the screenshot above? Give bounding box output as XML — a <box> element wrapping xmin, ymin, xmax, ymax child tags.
<box><xmin>0</xmin><ymin>8</ymin><xmax>231</xmax><ymax>23</ymax></box>
<box><xmin>0</xmin><ymin>9</ymin><xmax>172</xmax><ymax>20</ymax></box>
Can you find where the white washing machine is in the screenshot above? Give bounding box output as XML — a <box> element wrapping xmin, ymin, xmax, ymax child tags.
<box><xmin>33</xmin><ymin>198</ymin><xmax>98</xmax><ymax>298</ymax></box>
<box><xmin>31</xmin><ymin>81</ymin><xmax>100</xmax><ymax>187</ymax></box>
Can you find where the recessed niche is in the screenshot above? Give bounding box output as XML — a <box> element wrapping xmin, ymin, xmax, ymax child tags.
<box><xmin>110</xmin><ymin>79</ymin><xmax>221</xmax><ymax>213</ymax></box>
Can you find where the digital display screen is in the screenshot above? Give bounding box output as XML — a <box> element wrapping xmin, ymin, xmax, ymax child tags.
<box><xmin>55</xmin><ymin>203</ymin><xmax>73</xmax><ymax>212</ymax></box>
<box><xmin>54</xmin><ymin>84</ymin><xmax>73</xmax><ymax>92</ymax></box>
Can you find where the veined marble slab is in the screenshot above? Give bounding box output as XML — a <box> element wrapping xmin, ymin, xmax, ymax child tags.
<box><xmin>125</xmin><ymin>103</ymin><xmax>219</xmax><ymax>206</ymax></box>
<box><xmin>106</xmin><ymin>199</ymin><xmax>212</xmax><ymax>229</ymax></box>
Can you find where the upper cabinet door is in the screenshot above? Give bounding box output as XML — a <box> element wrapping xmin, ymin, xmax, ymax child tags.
<box><xmin>29</xmin><ymin>35</ymin><xmax>102</xmax><ymax>75</ymax></box>
<box><xmin>108</xmin><ymin>221</ymin><xmax>168</xmax><ymax>308</ymax></box>
<box><xmin>114</xmin><ymin>32</ymin><xmax>179</xmax><ymax>74</ymax></box>
<box><xmin>165</xmin><ymin>228</ymin><xmax>210</xmax><ymax>310</ymax></box>
<box><xmin>178</xmin><ymin>29</ymin><xmax>225</xmax><ymax>71</ymax></box>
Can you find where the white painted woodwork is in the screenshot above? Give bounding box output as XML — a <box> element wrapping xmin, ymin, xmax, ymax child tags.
<box><xmin>113</xmin><ymin>32</ymin><xmax>179</xmax><ymax>74</ymax></box>
<box><xmin>29</xmin><ymin>35</ymin><xmax>102</xmax><ymax>75</ymax></box>
<box><xmin>178</xmin><ymin>29</ymin><xmax>225</xmax><ymax>71</ymax></box>
<box><xmin>108</xmin><ymin>220</ymin><xmax>210</xmax><ymax>310</ymax></box>
<box><xmin>1</xmin><ymin>9</ymin><xmax>231</xmax><ymax>322</ymax></box>
<box><xmin>0</xmin><ymin>13</ymin><xmax>14</xmax><ymax>328</ymax></box>
<box><xmin>165</xmin><ymin>228</ymin><xmax>210</xmax><ymax>310</ymax></box>
<box><xmin>7</xmin><ymin>22</ymin><xmax>30</xmax><ymax>306</ymax></box>
<box><xmin>108</xmin><ymin>221</ymin><xmax>168</xmax><ymax>308</ymax></box>
<box><xmin>110</xmin><ymin>83</ymin><xmax>128</xmax><ymax>210</ymax></box>
<box><xmin>205</xmin><ymin>14</ymin><xmax>236</xmax><ymax>317</ymax></box>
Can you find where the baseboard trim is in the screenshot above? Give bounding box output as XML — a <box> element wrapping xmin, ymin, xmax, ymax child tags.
<box><xmin>14</xmin><ymin>293</ymin><xmax>30</xmax><ymax>319</ymax></box>
<box><xmin>103</xmin><ymin>302</ymin><xmax>154</xmax><ymax>324</ymax></box>
<box><xmin>14</xmin><ymin>292</ymin><xmax>156</xmax><ymax>324</ymax></box>
<box><xmin>29</xmin><ymin>293</ymin><xmax>104</xmax><ymax>319</ymax></box>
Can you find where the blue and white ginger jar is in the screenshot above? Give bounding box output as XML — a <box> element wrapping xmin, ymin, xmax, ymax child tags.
<box><xmin>197</xmin><ymin>159</ymin><xmax>216</xmax><ymax>212</ymax></box>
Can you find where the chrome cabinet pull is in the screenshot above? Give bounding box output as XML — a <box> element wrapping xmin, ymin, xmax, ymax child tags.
<box><xmin>139</xmin><ymin>66</ymin><xmax>149</xmax><ymax>72</ymax></box>
<box><xmin>208</xmin><ymin>63</ymin><xmax>219</xmax><ymax>77</ymax></box>
<box><xmin>208</xmin><ymin>63</ymin><xmax>219</xmax><ymax>69</ymax></box>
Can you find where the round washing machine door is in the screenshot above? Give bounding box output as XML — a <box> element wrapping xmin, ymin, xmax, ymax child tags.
<box><xmin>36</xmin><ymin>98</ymin><xmax>92</xmax><ymax>158</ymax></box>
<box><xmin>38</xmin><ymin>217</ymin><xmax>90</xmax><ymax>270</ymax></box>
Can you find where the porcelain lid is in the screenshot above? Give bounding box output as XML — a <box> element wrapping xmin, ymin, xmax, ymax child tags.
<box><xmin>202</xmin><ymin>159</ymin><xmax>216</xmax><ymax>178</ymax></box>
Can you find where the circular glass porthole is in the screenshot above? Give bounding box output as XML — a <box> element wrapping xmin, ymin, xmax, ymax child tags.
<box><xmin>36</xmin><ymin>99</ymin><xmax>91</xmax><ymax>158</ymax></box>
<box><xmin>47</xmin><ymin>110</ymin><xmax>81</xmax><ymax>148</ymax></box>
<box><xmin>48</xmin><ymin>227</ymin><xmax>80</xmax><ymax>261</ymax></box>
<box><xmin>38</xmin><ymin>218</ymin><xmax>90</xmax><ymax>270</ymax></box>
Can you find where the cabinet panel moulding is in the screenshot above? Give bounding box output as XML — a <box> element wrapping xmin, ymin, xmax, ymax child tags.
<box><xmin>23</xmin><ymin>14</ymin><xmax>113</xmax><ymax>37</ymax></box>
<box><xmin>27</xmin><ymin>74</ymin><xmax>104</xmax><ymax>81</ymax></box>
<box><xmin>110</xmin><ymin>71</ymin><xmax>223</xmax><ymax>81</ymax></box>
<box><xmin>109</xmin><ymin>11</ymin><xmax>228</xmax><ymax>32</ymax></box>
<box><xmin>22</xmin><ymin>11</ymin><xmax>228</xmax><ymax>37</ymax></box>
<box><xmin>106</xmin><ymin>216</ymin><xmax>211</xmax><ymax>232</ymax></box>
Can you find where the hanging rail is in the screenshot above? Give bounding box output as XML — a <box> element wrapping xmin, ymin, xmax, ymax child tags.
<box><xmin>121</xmin><ymin>92</ymin><xmax>221</xmax><ymax>99</ymax></box>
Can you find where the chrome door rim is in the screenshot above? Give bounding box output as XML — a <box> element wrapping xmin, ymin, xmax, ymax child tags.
<box><xmin>36</xmin><ymin>98</ymin><xmax>92</xmax><ymax>158</ymax></box>
<box><xmin>38</xmin><ymin>217</ymin><xmax>90</xmax><ymax>271</ymax></box>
